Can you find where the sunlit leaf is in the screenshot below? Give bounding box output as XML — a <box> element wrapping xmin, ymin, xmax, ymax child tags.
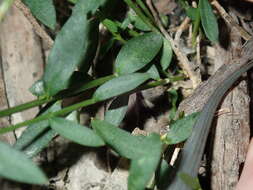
<box><xmin>50</xmin><ymin>117</ymin><xmax>105</xmax><ymax>147</ymax></box>
<box><xmin>93</xmin><ymin>73</ymin><xmax>150</xmax><ymax>101</ymax></box>
<box><xmin>115</xmin><ymin>32</ymin><xmax>163</xmax><ymax>75</ymax></box>
<box><xmin>0</xmin><ymin>141</ymin><xmax>47</xmax><ymax>184</ymax></box>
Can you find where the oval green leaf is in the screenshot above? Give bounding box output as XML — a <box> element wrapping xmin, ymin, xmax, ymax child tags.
<box><xmin>199</xmin><ymin>0</ymin><xmax>219</xmax><ymax>42</ymax></box>
<box><xmin>105</xmin><ymin>95</ymin><xmax>129</xmax><ymax>126</ymax></box>
<box><xmin>43</xmin><ymin>0</ymin><xmax>100</xmax><ymax>96</ymax></box>
<box><xmin>93</xmin><ymin>73</ymin><xmax>150</xmax><ymax>101</ymax></box>
<box><xmin>115</xmin><ymin>32</ymin><xmax>163</xmax><ymax>75</ymax></box>
<box><xmin>91</xmin><ymin>119</ymin><xmax>162</xmax><ymax>160</ymax></box>
<box><xmin>160</xmin><ymin>38</ymin><xmax>173</xmax><ymax>71</ymax></box>
<box><xmin>50</xmin><ymin>117</ymin><xmax>105</xmax><ymax>147</ymax></box>
<box><xmin>23</xmin><ymin>111</ymin><xmax>77</xmax><ymax>158</ymax></box>
<box><xmin>128</xmin><ymin>134</ymin><xmax>162</xmax><ymax>190</ymax></box>
<box><xmin>165</xmin><ymin>112</ymin><xmax>200</xmax><ymax>145</ymax></box>
<box><xmin>0</xmin><ymin>141</ymin><xmax>47</xmax><ymax>184</ymax></box>
<box><xmin>23</xmin><ymin>0</ymin><xmax>56</xmax><ymax>29</ymax></box>
<box><xmin>14</xmin><ymin>101</ymin><xmax>61</xmax><ymax>151</ymax></box>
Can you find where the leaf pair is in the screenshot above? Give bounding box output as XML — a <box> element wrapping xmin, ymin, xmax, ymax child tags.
<box><xmin>92</xmin><ymin>119</ymin><xmax>163</xmax><ymax>190</ymax></box>
<box><xmin>180</xmin><ymin>0</ymin><xmax>219</xmax><ymax>43</ymax></box>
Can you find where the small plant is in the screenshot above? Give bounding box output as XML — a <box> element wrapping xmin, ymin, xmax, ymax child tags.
<box><xmin>0</xmin><ymin>0</ymin><xmax>238</xmax><ymax>189</ymax></box>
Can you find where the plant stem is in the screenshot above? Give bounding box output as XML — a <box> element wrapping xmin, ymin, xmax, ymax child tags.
<box><xmin>136</xmin><ymin>0</ymin><xmax>155</xmax><ymax>23</ymax></box>
<box><xmin>124</xmin><ymin>0</ymin><xmax>158</xmax><ymax>32</ymax></box>
<box><xmin>0</xmin><ymin>99</ymin><xmax>97</xmax><ymax>134</ymax></box>
<box><xmin>0</xmin><ymin>79</ymin><xmax>170</xmax><ymax>134</ymax></box>
<box><xmin>192</xmin><ymin>10</ymin><xmax>201</xmax><ymax>46</ymax></box>
<box><xmin>0</xmin><ymin>98</ymin><xmax>53</xmax><ymax>117</ymax></box>
<box><xmin>0</xmin><ymin>0</ymin><xmax>14</xmax><ymax>22</ymax></box>
<box><xmin>0</xmin><ymin>75</ymin><xmax>115</xmax><ymax>118</ymax></box>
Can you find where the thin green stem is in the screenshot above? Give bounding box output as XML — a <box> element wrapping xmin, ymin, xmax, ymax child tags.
<box><xmin>0</xmin><ymin>98</ymin><xmax>97</xmax><ymax>134</ymax></box>
<box><xmin>0</xmin><ymin>79</ymin><xmax>170</xmax><ymax>134</ymax></box>
<box><xmin>192</xmin><ymin>9</ymin><xmax>201</xmax><ymax>46</ymax></box>
<box><xmin>0</xmin><ymin>98</ymin><xmax>53</xmax><ymax>117</ymax></box>
<box><xmin>0</xmin><ymin>0</ymin><xmax>14</xmax><ymax>22</ymax></box>
<box><xmin>124</xmin><ymin>0</ymin><xmax>158</xmax><ymax>32</ymax></box>
<box><xmin>136</xmin><ymin>0</ymin><xmax>155</xmax><ymax>23</ymax></box>
<box><xmin>0</xmin><ymin>75</ymin><xmax>115</xmax><ymax>118</ymax></box>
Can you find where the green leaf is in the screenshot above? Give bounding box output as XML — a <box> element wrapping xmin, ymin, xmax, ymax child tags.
<box><xmin>43</xmin><ymin>0</ymin><xmax>100</xmax><ymax>96</ymax></box>
<box><xmin>128</xmin><ymin>134</ymin><xmax>162</xmax><ymax>190</ymax></box>
<box><xmin>168</xmin><ymin>89</ymin><xmax>179</xmax><ymax>122</ymax></box>
<box><xmin>23</xmin><ymin>0</ymin><xmax>56</xmax><ymax>29</ymax></box>
<box><xmin>91</xmin><ymin>119</ymin><xmax>161</xmax><ymax>159</ymax></box>
<box><xmin>93</xmin><ymin>73</ymin><xmax>150</xmax><ymax>101</ymax></box>
<box><xmin>22</xmin><ymin>111</ymin><xmax>77</xmax><ymax>158</ymax></box>
<box><xmin>199</xmin><ymin>0</ymin><xmax>219</xmax><ymax>42</ymax></box>
<box><xmin>105</xmin><ymin>95</ymin><xmax>129</xmax><ymax>126</ymax></box>
<box><xmin>14</xmin><ymin>102</ymin><xmax>61</xmax><ymax>151</ymax></box>
<box><xmin>146</xmin><ymin>64</ymin><xmax>160</xmax><ymax>80</ymax></box>
<box><xmin>186</xmin><ymin>7</ymin><xmax>199</xmax><ymax>21</ymax></box>
<box><xmin>102</xmin><ymin>19</ymin><xmax>119</xmax><ymax>33</ymax></box>
<box><xmin>157</xmin><ymin>159</ymin><xmax>173</xmax><ymax>189</ymax></box>
<box><xmin>160</xmin><ymin>38</ymin><xmax>173</xmax><ymax>71</ymax></box>
<box><xmin>0</xmin><ymin>141</ymin><xmax>47</xmax><ymax>184</ymax></box>
<box><xmin>29</xmin><ymin>79</ymin><xmax>46</xmax><ymax>97</ymax></box>
<box><xmin>165</xmin><ymin>112</ymin><xmax>200</xmax><ymax>145</ymax></box>
<box><xmin>178</xmin><ymin>173</ymin><xmax>202</xmax><ymax>190</ymax></box>
<box><xmin>128</xmin><ymin>9</ymin><xmax>151</xmax><ymax>31</ymax></box>
<box><xmin>50</xmin><ymin>117</ymin><xmax>105</xmax><ymax>147</ymax></box>
<box><xmin>115</xmin><ymin>32</ymin><xmax>163</xmax><ymax>75</ymax></box>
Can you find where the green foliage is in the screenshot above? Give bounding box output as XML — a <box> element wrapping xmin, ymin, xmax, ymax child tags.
<box><xmin>92</xmin><ymin>119</ymin><xmax>149</xmax><ymax>159</ymax></box>
<box><xmin>93</xmin><ymin>73</ymin><xmax>150</xmax><ymax>101</ymax></box>
<box><xmin>128</xmin><ymin>134</ymin><xmax>162</xmax><ymax>190</ymax></box>
<box><xmin>168</xmin><ymin>89</ymin><xmax>179</xmax><ymax>122</ymax></box>
<box><xmin>0</xmin><ymin>141</ymin><xmax>48</xmax><ymax>184</ymax></box>
<box><xmin>29</xmin><ymin>79</ymin><xmax>46</xmax><ymax>98</ymax></box>
<box><xmin>13</xmin><ymin>102</ymin><xmax>61</xmax><ymax>153</ymax></box>
<box><xmin>199</xmin><ymin>0</ymin><xmax>219</xmax><ymax>42</ymax></box>
<box><xmin>165</xmin><ymin>112</ymin><xmax>200</xmax><ymax>145</ymax></box>
<box><xmin>0</xmin><ymin>0</ymin><xmax>225</xmax><ymax>187</ymax></box>
<box><xmin>92</xmin><ymin>119</ymin><xmax>163</xmax><ymax>189</ymax></box>
<box><xmin>160</xmin><ymin>38</ymin><xmax>173</xmax><ymax>71</ymax></box>
<box><xmin>105</xmin><ymin>95</ymin><xmax>129</xmax><ymax>126</ymax></box>
<box><xmin>178</xmin><ymin>173</ymin><xmax>202</xmax><ymax>190</ymax></box>
<box><xmin>115</xmin><ymin>32</ymin><xmax>163</xmax><ymax>75</ymax></box>
<box><xmin>50</xmin><ymin>117</ymin><xmax>105</xmax><ymax>147</ymax></box>
<box><xmin>43</xmin><ymin>0</ymin><xmax>100</xmax><ymax>96</ymax></box>
<box><xmin>23</xmin><ymin>0</ymin><xmax>56</xmax><ymax>29</ymax></box>
<box><xmin>128</xmin><ymin>9</ymin><xmax>151</xmax><ymax>31</ymax></box>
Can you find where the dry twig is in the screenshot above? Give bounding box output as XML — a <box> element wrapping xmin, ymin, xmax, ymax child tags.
<box><xmin>146</xmin><ymin>0</ymin><xmax>201</xmax><ymax>89</ymax></box>
<box><xmin>211</xmin><ymin>0</ymin><xmax>251</xmax><ymax>41</ymax></box>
